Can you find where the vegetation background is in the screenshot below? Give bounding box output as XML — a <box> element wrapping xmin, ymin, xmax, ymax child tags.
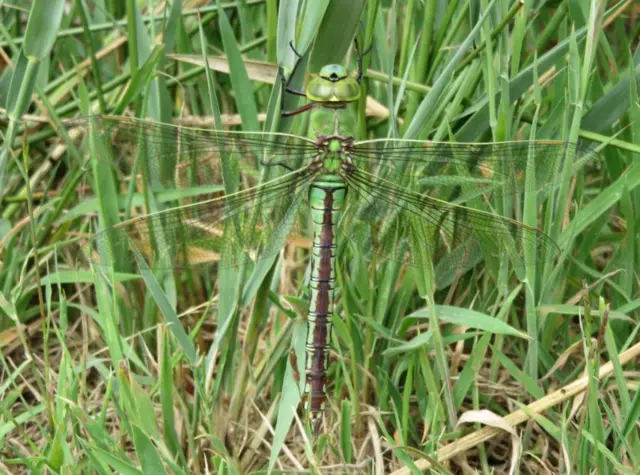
<box><xmin>0</xmin><ymin>0</ymin><xmax>639</xmax><ymax>473</ymax></box>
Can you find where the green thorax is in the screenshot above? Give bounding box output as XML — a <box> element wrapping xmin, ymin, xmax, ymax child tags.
<box><xmin>309</xmin><ymin>107</ymin><xmax>355</xmax><ymax>140</ymax></box>
<box><xmin>308</xmin><ymin>108</ymin><xmax>355</xmax><ymax>174</ymax></box>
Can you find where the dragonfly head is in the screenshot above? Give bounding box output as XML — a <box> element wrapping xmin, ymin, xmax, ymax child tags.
<box><xmin>319</xmin><ymin>64</ymin><xmax>348</xmax><ymax>82</ymax></box>
<box><xmin>306</xmin><ymin>64</ymin><xmax>360</xmax><ymax>104</ymax></box>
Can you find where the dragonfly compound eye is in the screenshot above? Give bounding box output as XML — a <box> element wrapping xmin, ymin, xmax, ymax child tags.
<box><xmin>319</xmin><ymin>64</ymin><xmax>348</xmax><ymax>81</ymax></box>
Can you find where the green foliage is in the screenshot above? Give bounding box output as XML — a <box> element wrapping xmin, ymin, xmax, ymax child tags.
<box><xmin>1</xmin><ymin>0</ymin><xmax>639</xmax><ymax>473</ymax></box>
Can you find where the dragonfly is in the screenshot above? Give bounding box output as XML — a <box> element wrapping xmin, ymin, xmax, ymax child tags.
<box><xmin>75</xmin><ymin>38</ymin><xmax>595</xmax><ymax>428</ymax></box>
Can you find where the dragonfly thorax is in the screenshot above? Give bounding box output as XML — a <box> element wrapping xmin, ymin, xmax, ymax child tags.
<box><xmin>313</xmin><ymin>136</ymin><xmax>354</xmax><ymax>173</ymax></box>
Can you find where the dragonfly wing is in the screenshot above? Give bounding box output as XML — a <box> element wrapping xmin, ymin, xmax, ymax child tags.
<box><xmin>86</xmin><ymin>167</ymin><xmax>316</xmax><ymax>270</ymax></box>
<box><xmin>69</xmin><ymin>115</ymin><xmax>319</xmax><ymax>191</ymax></box>
<box><xmin>341</xmin><ymin>167</ymin><xmax>559</xmax><ymax>275</ymax></box>
<box><xmin>68</xmin><ymin>115</ymin><xmax>320</xmax><ymax>271</ymax></box>
<box><xmin>350</xmin><ymin>139</ymin><xmax>599</xmax><ymax>201</ymax></box>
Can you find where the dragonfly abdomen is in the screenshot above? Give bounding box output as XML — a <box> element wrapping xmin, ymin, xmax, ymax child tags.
<box><xmin>306</xmin><ymin>178</ymin><xmax>347</xmax><ymax>422</ymax></box>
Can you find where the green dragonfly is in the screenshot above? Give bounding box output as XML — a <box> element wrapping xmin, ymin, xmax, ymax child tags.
<box><xmin>77</xmin><ymin>39</ymin><xmax>595</xmax><ymax>426</ymax></box>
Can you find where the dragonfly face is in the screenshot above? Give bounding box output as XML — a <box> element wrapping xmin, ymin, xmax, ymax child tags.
<box><xmin>306</xmin><ymin>64</ymin><xmax>360</xmax><ymax>104</ymax></box>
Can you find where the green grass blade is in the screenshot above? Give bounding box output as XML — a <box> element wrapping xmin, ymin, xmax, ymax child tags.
<box><xmin>308</xmin><ymin>0</ymin><xmax>366</xmax><ymax>72</ymax></box>
<box><xmin>404</xmin><ymin>0</ymin><xmax>496</xmax><ymax>140</ymax></box>
<box><xmin>22</xmin><ymin>0</ymin><xmax>65</xmax><ymax>59</ymax></box>
<box><xmin>268</xmin><ymin>318</ymin><xmax>306</xmax><ymax>472</ymax></box>
<box><xmin>132</xmin><ymin>247</ymin><xmax>198</xmax><ymax>365</ymax></box>
<box><xmin>216</xmin><ymin>0</ymin><xmax>260</xmax><ymax>132</ymax></box>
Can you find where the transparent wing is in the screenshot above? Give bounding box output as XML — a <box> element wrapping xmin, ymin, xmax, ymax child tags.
<box><xmin>350</xmin><ymin>139</ymin><xmax>599</xmax><ymax>201</ymax></box>
<box><xmin>90</xmin><ymin>167</ymin><xmax>316</xmax><ymax>270</ymax></box>
<box><xmin>341</xmin><ymin>167</ymin><xmax>559</xmax><ymax>273</ymax></box>
<box><xmin>68</xmin><ymin>115</ymin><xmax>322</xmax><ymax>270</ymax></box>
<box><xmin>69</xmin><ymin>115</ymin><xmax>320</xmax><ymax>191</ymax></box>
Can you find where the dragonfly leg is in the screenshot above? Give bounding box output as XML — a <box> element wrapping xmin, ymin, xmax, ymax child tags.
<box><xmin>257</xmin><ymin>157</ymin><xmax>293</xmax><ymax>171</ymax></box>
<box><xmin>354</xmin><ymin>36</ymin><xmax>373</xmax><ymax>83</ymax></box>
<box><xmin>289</xmin><ymin>40</ymin><xmax>303</xmax><ymax>59</ymax></box>
<box><xmin>279</xmin><ymin>43</ymin><xmax>311</xmax><ymax>117</ymax></box>
<box><xmin>281</xmin><ymin>102</ymin><xmax>316</xmax><ymax>118</ymax></box>
<box><xmin>280</xmin><ymin>41</ymin><xmax>307</xmax><ymax>97</ymax></box>
<box><xmin>279</xmin><ymin>65</ymin><xmax>306</xmax><ymax>98</ymax></box>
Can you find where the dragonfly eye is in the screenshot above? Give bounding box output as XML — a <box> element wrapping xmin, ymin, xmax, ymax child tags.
<box><xmin>319</xmin><ymin>64</ymin><xmax>348</xmax><ymax>82</ymax></box>
<box><xmin>309</xmin><ymin>65</ymin><xmax>360</xmax><ymax>102</ymax></box>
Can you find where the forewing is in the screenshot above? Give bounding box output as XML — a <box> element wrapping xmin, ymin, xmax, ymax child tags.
<box><xmin>69</xmin><ymin>115</ymin><xmax>319</xmax><ymax>192</ymax></box>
